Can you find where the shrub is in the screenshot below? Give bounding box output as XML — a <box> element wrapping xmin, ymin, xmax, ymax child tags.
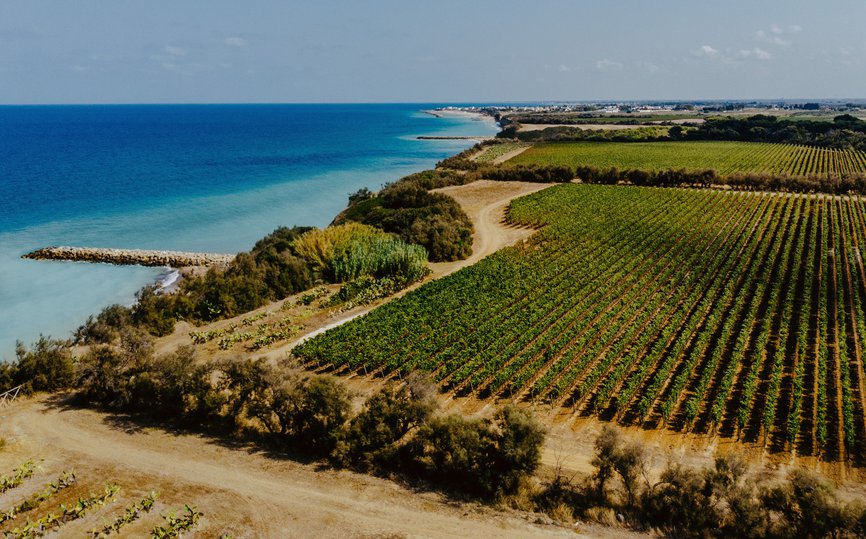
<box><xmin>10</xmin><ymin>337</ymin><xmax>75</xmax><ymax>393</ymax></box>
<box><xmin>348</xmin><ymin>187</ymin><xmax>374</xmax><ymax>205</ymax></box>
<box><xmin>406</xmin><ymin>406</ymin><xmax>544</xmax><ymax>499</ymax></box>
<box><xmin>122</xmin><ymin>226</ymin><xmax>318</xmax><ymax>334</ymax></box>
<box><xmin>132</xmin><ymin>285</ymin><xmax>179</xmax><ymax>335</ymax></box>
<box><xmin>292</xmin><ymin>223</ymin><xmax>384</xmax><ymax>275</ymax></box>
<box><xmin>330</xmin><ymin>233</ymin><xmax>428</xmax><ymax>283</ymax></box>
<box><xmin>280</xmin><ymin>375</ymin><xmax>351</xmax><ymax>455</ymax></box>
<box><xmin>590</xmin><ymin>426</ymin><xmax>646</xmax><ymax>509</ymax></box>
<box><xmin>762</xmin><ymin>469</ymin><xmax>859</xmax><ymax>538</ymax></box>
<box><xmin>293</xmin><ymin>223</ymin><xmax>429</xmax><ymax>283</ymax></box>
<box><xmin>336</xmin><ymin>376</ymin><xmax>438</xmax><ymax>470</ymax></box>
<box><xmin>76</xmin><ymin>344</ymin><xmax>135</xmax><ymax>408</ymax></box>
<box><xmin>75</xmin><ymin>304</ymin><xmax>133</xmax><ymax>345</ymax></box>
<box><xmin>491</xmin><ymin>406</ymin><xmax>546</xmax><ymax>496</ymax></box>
<box><xmin>124</xmin><ymin>346</ymin><xmax>210</xmax><ymax>419</ymax></box>
<box><xmin>407</xmin><ymin>413</ymin><xmax>494</xmax><ymax>496</ymax></box>
<box><xmin>475</xmin><ymin>164</ymin><xmax>573</xmax><ymax>183</ymax></box>
<box><xmin>640</xmin><ymin>464</ymin><xmax>721</xmax><ymax>537</ymax></box>
<box><xmin>398</xmin><ymin>169</ymin><xmax>470</xmax><ymax>190</ymax></box>
<box><xmin>335</xmin><ymin>180</ymin><xmax>474</xmax><ymax>262</ymax></box>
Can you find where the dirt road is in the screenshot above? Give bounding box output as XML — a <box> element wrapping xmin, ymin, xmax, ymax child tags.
<box><xmin>289</xmin><ymin>180</ymin><xmax>550</xmax><ymax>348</ymax></box>
<box><xmin>429</xmin><ymin>180</ymin><xmax>549</xmax><ymax>276</ymax></box>
<box><xmin>0</xmin><ymin>398</ymin><xmax>639</xmax><ymax>538</ymax></box>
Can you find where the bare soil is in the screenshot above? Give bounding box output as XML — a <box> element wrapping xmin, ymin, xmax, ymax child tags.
<box><xmin>429</xmin><ymin>180</ymin><xmax>550</xmax><ymax>275</ymax></box>
<box><xmin>0</xmin><ymin>397</ymin><xmax>644</xmax><ymax>538</ymax></box>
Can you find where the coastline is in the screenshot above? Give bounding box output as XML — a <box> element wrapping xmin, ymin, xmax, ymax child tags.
<box><xmin>1</xmin><ymin>105</ymin><xmax>499</xmax><ymax>358</ymax></box>
<box><xmin>422</xmin><ymin>107</ymin><xmax>499</xmax><ymax>129</ymax></box>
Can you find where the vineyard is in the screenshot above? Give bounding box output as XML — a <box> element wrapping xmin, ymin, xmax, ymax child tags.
<box><xmin>471</xmin><ymin>142</ymin><xmax>528</xmax><ymax>163</ymax></box>
<box><xmin>0</xmin><ymin>460</ymin><xmax>204</xmax><ymax>538</ymax></box>
<box><xmin>507</xmin><ymin>141</ymin><xmax>866</xmax><ymax>177</ymax></box>
<box><xmin>296</xmin><ymin>184</ymin><xmax>866</xmax><ymax>462</ymax></box>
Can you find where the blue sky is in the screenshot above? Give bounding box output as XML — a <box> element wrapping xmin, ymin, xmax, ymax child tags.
<box><xmin>1</xmin><ymin>0</ymin><xmax>864</xmax><ymax>104</ymax></box>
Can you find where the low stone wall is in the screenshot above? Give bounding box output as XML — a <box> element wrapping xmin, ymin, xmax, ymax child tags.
<box><xmin>23</xmin><ymin>246</ymin><xmax>235</xmax><ymax>268</ymax></box>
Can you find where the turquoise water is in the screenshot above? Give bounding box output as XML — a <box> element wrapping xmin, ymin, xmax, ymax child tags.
<box><xmin>0</xmin><ymin>104</ymin><xmax>497</xmax><ymax>359</ymax></box>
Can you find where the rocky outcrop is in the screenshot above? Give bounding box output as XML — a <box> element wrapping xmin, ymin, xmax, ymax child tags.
<box><xmin>23</xmin><ymin>246</ymin><xmax>235</xmax><ymax>268</ymax></box>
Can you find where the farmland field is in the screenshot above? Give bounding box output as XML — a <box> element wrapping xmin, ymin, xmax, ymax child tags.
<box><xmin>507</xmin><ymin>141</ymin><xmax>866</xmax><ymax>177</ymax></box>
<box><xmin>472</xmin><ymin>142</ymin><xmax>529</xmax><ymax>163</ymax></box>
<box><xmin>296</xmin><ymin>184</ymin><xmax>866</xmax><ymax>462</ymax></box>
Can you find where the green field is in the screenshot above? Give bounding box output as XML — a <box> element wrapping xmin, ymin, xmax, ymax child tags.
<box><xmin>508</xmin><ymin>141</ymin><xmax>866</xmax><ymax>177</ymax></box>
<box><xmin>472</xmin><ymin>142</ymin><xmax>528</xmax><ymax>163</ymax></box>
<box><xmin>297</xmin><ymin>184</ymin><xmax>866</xmax><ymax>461</ymax></box>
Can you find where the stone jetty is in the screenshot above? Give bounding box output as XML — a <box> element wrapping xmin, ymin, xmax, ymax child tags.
<box><xmin>416</xmin><ymin>135</ymin><xmax>493</xmax><ymax>140</ymax></box>
<box><xmin>23</xmin><ymin>246</ymin><xmax>235</xmax><ymax>268</ymax></box>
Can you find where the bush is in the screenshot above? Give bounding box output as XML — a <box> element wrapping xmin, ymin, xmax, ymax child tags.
<box><xmin>336</xmin><ymin>376</ymin><xmax>438</xmax><ymax>470</ymax></box>
<box><xmin>407</xmin><ymin>413</ymin><xmax>495</xmax><ymax>496</ymax></box>
<box><xmin>124</xmin><ymin>346</ymin><xmax>210</xmax><ymax>419</ymax></box>
<box><xmin>92</xmin><ymin>226</ymin><xmax>319</xmax><ymax>336</ymax></box>
<box><xmin>132</xmin><ymin>285</ymin><xmax>179</xmax><ymax>335</ymax></box>
<box><xmin>336</xmin><ymin>181</ymin><xmax>473</xmax><ymax>262</ymax></box>
<box><xmin>74</xmin><ymin>304</ymin><xmax>132</xmax><ymax>344</ymax></box>
<box><xmin>330</xmin><ymin>233</ymin><xmax>428</xmax><ymax>283</ymax></box>
<box><xmin>293</xmin><ymin>222</ymin><xmax>429</xmax><ymax>283</ymax></box>
<box><xmin>292</xmin><ymin>223</ymin><xmax>383</xmax><ymax>275</ymax></box>
<box><xmin>475</xmin><ymin>164</ymin><xmax>573</xmax><ymax>183</ymax></box>
<box><xmin>280</xmin><ymin>375</ymin><xmax>352</xmax><ymax>455</ymax></box>
<box><xmin>9</xmin><ymin>337</ymin><xmax>75</xmax><ymax>393</ymax></box>
<box><xmin>512</xmin><ymin>125</ymin><xmax>670</xmax><ymax>143</ymax></box>
<box><xmin>215</xmin><ymin>359</ymin><xmax>352</xmax><ymax>455</ymax></box>
<box><xmin>571</xmin><ymin>427</ymin><xmax>866</xmax><ymax>538</ymax></box>
<box><xmin>591</xmin><ymin>426</ymin><xmax>646</xmax><ymax>509</ymax></box>
<box><xmin>397</xmin><ymin>169</ymin><xmax>470</xmax><ymax>190</ymax></box>
<box><xmin>575</xmin><ymin>164</ymin><xmax>866</xmax><ymax>195</ymax></box>
<box><xmin>406</xmin><ymin>406</ymin><xmax>544</xmax><ymax>499</ymax></box>
<box><xmin>76</xmin><ymin>344</ymin><xmax>135</xmax><ymax>408</ymax></box>
<box><xmin>640</xmin><ymin>464</ymin><xmax>721</xmax><ymax>537</ymax></box>
<box><xmin>762</xmin><ymin>469</ymin><xmax>859</xmax><ymax>538</ymax></box>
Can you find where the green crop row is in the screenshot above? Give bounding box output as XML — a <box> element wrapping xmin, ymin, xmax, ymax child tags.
<box><xmin>508</xmin><ymin>141</ymin><xmax>866</xmax><ymax>177</ymax></box>
<box><xmin>296</xmin><ymin>184</ymin><xmax>866</xmax><ymax>460</ymax></box>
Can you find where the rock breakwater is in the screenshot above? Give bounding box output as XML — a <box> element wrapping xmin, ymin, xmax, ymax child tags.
<box><xmin>23</xmin><ymin>246</ymin><xmax>235</xmax><ymax>268</ymax></box>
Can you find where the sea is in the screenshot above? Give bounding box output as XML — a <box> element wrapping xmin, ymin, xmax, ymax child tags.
<box><xmin>0</xmin><ymin>104</ymin><xmax>498</xmax><ymax>360</ymax></box>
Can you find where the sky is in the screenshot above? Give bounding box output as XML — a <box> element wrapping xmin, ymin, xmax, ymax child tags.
<box><xmin>1</xmin><ymin>0</ymin><xmax>865</xmax><ymax>104</ymax></box>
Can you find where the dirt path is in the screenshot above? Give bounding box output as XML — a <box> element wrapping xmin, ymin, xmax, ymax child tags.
<box><xmin>0</xmin><ymin>398</ymin><xmax>639</xmax><ymax>538</ymax></box>
<box><xmin>155</xmin><ymin>179</ymin><xmax>552</xmax><ymax>357</ymax></box>
<box><xmin>285</xmin><ymin>180</ymin><xmax>550</xmax><ymax>350</ymax></box>
<box><xmin>429</xmin><ymin>180</ymin><xmax>550</xmax><ymax>275</ymax></box>
<box><xmin>492</xmin><ymin>146</ymin><xmax>532</xmax><ymax>164</ymax></box>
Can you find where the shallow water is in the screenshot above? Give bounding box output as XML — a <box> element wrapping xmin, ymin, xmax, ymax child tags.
<box><xmin>0</xmin><ymin>104</ymin><xmax>497</xmax><ymax>359</ymax></box>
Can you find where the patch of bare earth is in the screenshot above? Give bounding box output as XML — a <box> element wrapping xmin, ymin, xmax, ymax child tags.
<box><xmin>429</xmin><ymin>180</ymin><xmax>550</xmax><ymax>275</ymax></box>
<box><xmin>0</xmin><ymin>397</ymin><xmax>646</xmax><ymax>538</ymax></box>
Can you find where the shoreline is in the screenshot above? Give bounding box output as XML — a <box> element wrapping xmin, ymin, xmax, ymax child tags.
<box><xmin>2</xmin><ymin>107</ymin><xmax>498</xmax><ymax>358</ymax></box>
<box><xmin>422</xmin><ymin>107</ymin><xmax>500</xmax><ymax>129</ymax></box>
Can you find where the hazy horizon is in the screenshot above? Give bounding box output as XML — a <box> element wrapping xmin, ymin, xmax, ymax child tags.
<box><xmin>2</xmin><ymin>0</ymin><xmax>865</xmax><ymax>104</ymax></box>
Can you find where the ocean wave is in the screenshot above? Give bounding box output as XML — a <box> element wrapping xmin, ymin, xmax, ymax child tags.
<box><xmin>157</xmin><ymin>267</ymin><xmax>182</xmax><ymax>293</ymax></box>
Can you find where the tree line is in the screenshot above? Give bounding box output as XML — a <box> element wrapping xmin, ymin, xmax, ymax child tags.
<box><xmin>2</xmin><ymin>334</ymin><xmax>543</xmax><ymax>501</ymax></box>
<box><xmin>574</xmin><ymin>165</ymin><xmax>866</xmax><ymax>195</ymax></box>
<box><xmin>684</xmin><ymin>114</ymin><xmax>866</xmax><ymax>151</ymax></box>
<box><xmin>495</xmin><ymin>114</ymin><xmax>866</xmax><ymax>150</ymax></box>
<box><xmin>5</xmin><ymin>335</ymin><xmax>866</xmax><ymax>536</ymax></box>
